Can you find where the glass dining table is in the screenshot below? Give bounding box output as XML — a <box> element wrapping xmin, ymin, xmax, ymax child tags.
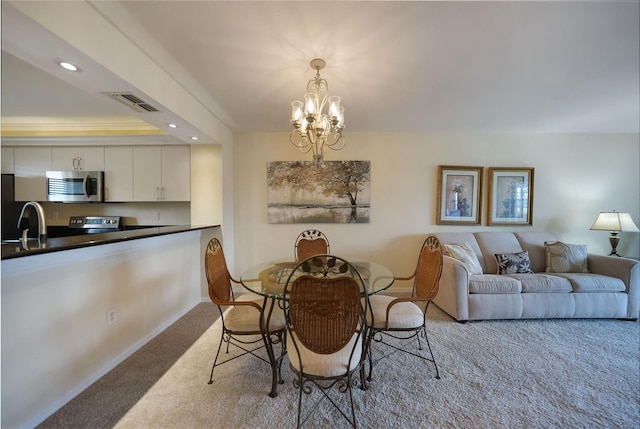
<box><xmin>239</xmin><ymin>258</ymin><xmax>395</xmax><ymax>397</ymax></box>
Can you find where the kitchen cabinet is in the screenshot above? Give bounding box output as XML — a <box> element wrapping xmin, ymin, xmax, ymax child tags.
<box><xmin>2</xmin><ymin>147</ymin><xmax>15</xmax><ymax>174</ymax></box>
<box><xmin>14</xmin><ymin>147</ymin><xmax>52</xmax><ymax>201</ymax></box>
<box><xmin>52</xmin><ymin>147</ymin><xmax>104</xmax><ymax>171</ymax></box>
<box><xmin>133</xmin><ymin>146</ymin><xmax>190</xmax><ymax>201</ymax></box>
<box><xmin>104</xmin><ymin>147</ymin><xmax>133</xmax><ymax>201</ymax></box>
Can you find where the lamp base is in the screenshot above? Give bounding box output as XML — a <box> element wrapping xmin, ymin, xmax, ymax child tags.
<box><xmin>609</xmin><ymin>232</ymin><xmax>622</xmax><ymax>257</ymax></box>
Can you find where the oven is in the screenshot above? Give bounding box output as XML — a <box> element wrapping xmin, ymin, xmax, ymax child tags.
<box><xmin>45</xmin><ymin>216</ymin><xmax>124</xmax><ymax>238</ymax></box>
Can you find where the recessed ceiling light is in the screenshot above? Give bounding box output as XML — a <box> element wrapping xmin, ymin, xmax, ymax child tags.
<box><xmin>190</xmin><ymin>136</ymin><xmax>199</xmax><ymax>141</ymax></box>
<box><xmin>57</xmin><ymin>61</ymin><xmax>81</xmax><ymax>72</ymax></box>
<box><xmin>168</xmin><ymin>123</ymin><xmax>178</xmax><ymax>128</ymax></box>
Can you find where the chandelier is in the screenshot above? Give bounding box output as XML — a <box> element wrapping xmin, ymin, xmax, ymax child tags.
<box><xmin>290</xmin><ymin>58</ymin><xmax>345</xmax><ymax>163</ymax></box>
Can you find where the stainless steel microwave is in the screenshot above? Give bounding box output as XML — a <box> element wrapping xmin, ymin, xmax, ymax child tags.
<box><xmin>46</xmin><ymin>170</ymin><xmax>104</xmax><ymax>203</ymax></box>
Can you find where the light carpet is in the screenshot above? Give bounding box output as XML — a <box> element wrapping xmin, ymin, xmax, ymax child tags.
<box><xmin>41</xmin><ymin>303</ymin><xmax>639</xmax><ymax>429</ymax></box>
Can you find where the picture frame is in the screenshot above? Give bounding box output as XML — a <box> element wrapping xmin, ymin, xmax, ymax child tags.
<box><xmin>488</xmin><ymin>167</ymin><xmax>534</xmax><ymax>226</ymax></box>
<box><xmin>267</xmin><ymin>160</ymin><xmax>371</xmax><ymax>224</ymax></box>
<box><xmin>437</xmin><ymin>165</ymin><xmax>483</xmax><ymax>225</ymax></box>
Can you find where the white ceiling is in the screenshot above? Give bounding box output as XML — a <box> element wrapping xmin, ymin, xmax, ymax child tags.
<box><xmin>2</xmin><ymin>0</ymin><xmax>639</xmax><ymax>143</ymax></box>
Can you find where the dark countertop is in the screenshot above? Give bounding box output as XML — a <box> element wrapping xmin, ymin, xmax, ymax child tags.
<box><xmin>1</xmin><ymin>225</ymin><xmax>220</xmax><ymax>260</ymax></box>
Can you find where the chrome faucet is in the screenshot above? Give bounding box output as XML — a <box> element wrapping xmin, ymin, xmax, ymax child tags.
<box><xmin>17</xmin><ymin>201</ymin><xmax>47</xmax><ymax>244</ymax></box>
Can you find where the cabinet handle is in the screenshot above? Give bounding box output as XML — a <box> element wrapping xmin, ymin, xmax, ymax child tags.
<box><xmin>156</xmin><ymin>187</ymin><xmax>161</xmax><ymax>201</ymax></box>
<box><xmin>77</xmin><ymin>157</ymin><xmax>83</xmax><ymax>170</ymax></box>
<box><xmin>161</xmin><ymin>187</ymin><xmax>165</xmax><ymax>200</ymax></box>
<box><xmin>73</xmin><ymin>157</ymin><xmax>77</xmax><ymax>170</ymax></box>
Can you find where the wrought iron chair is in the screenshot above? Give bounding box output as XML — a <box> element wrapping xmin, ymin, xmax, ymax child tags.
<box><xmin>294</xmin><ymin>229</ymin><xmax>330</xmax><ymax>260</ymax></box>
<box><xmin>204</xmin><ymin>237</ymin><xmax>286</xmax><ymax>385</ymax></box>
<box><xmin>284</xmin><ymin>255</ymin><xmax>370</xmax><ymax>428</ymax></box>
<box><xmin>366</xmin><ymin>235</ymin><xmax>443</xmax><ymax>381</ymax></box>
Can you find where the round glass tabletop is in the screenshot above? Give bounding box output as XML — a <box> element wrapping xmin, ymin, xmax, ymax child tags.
<box><xmin>240</xmin><ymin>258</ymin><xmax>395</xmax><ymax>299</ymax></box>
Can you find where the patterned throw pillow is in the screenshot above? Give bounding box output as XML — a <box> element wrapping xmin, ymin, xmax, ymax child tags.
<box><xmin>495</xmin><ymin>251</ymin><xmax>534</xmax><ymax>274</ymax></box>
<box><xmin>443</xmin><ymin>242</ymin><xmax>483</xmax><ymax>275</ymax></box>
<box><xmin>545</xmin><ymin>241</ymin><xmax>589</xmax><ymax>273</ymax></box>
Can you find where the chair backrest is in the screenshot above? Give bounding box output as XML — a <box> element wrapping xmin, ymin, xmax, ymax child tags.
<box><xmin>284</xmin><ymin>255</ymin><xmax>366</xmax><ymax>355</ymax></box>
<box><xmin>413</xmin><ymin>236</ymin><xmax>444</xmax><ymax>300</ymax></box>
<box><xmin>204</xmin><ymin>237</ymin><xmax>232</xmax><ymax>305</ymax></box>
<box><xmin>294</xmin><ymin>229</ymin><xmax>330</xmax><ymax>260</ymax></box>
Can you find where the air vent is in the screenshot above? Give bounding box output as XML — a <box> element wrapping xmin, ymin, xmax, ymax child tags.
<box><xmin>103</xmin><ymin>92</ymin><xmax>160</xmax><ymax>113</ymax></box>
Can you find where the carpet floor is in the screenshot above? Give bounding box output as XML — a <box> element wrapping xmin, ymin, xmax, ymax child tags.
<box><xmin>39</xmin><ymin>302</ymin><xmax>640</xmax><ymax>429</ymax></box>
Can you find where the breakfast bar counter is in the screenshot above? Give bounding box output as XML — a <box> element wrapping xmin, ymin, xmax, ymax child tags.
<box><xmin>1</xmin><ymin>224</ymin><xmax>221</xmax><ymax>428</ymax></box>
<box><xmin>1</xmin><ymin>225</ymin><xmax>216</xmax><ymax>260</ymax></box>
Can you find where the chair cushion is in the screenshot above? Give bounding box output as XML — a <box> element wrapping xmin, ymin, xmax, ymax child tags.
<box><xmin>368</xmin><ymin>295</ymin><xmax>424</xmax><ymax>329</ymax></box>
<box><xmin>287</xmin><ymin>331</ymin><xmax>362</xmax><ymax>377</ymax></box>
<box><xmin>443</xmin><ymin>241</ymin><xmax>483</xmax><ymax>274</ymax></box>
<box><xmin>545</xmin><ymin>241</ymin><xmax>589</xmax><ymax>273</ymax></box>
<box><xmin>223</xmin><ymin>293</ymin><xmax>285</xmax><ymax>332</ymax></box>
<box><xmin>495</xmin><ymin>251</ymin><xmax>534</xmax><ymax>274</ymax></box>
<box><xmin>469</xmin><ymin>275</ymin><xmax>522</xmax><ymax>294</ymax></box>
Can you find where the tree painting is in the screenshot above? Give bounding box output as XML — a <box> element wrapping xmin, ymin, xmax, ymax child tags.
<box><xmin>267</xmin><ymin>161</ymin><xmax>371</xmax><ymax>223</ymax></box>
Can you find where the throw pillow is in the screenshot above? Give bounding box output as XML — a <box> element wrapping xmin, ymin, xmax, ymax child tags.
<box><xmin>495</xmin><ymin>251</ymin><xmax>534</xmax><ymax>274</ymax></box>
<box><xmin>545</xmin><ymin>241</ymin><xmax>589</xmax><ymax>273</ymax></box>
<box><xmin>443</xmin><ymin>242</ymin><xmax>483</xmax><ymax>275</ymax></box>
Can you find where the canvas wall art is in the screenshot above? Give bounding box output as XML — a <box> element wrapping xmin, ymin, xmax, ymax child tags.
<box><xmin>267</xmin><ymin>160</ymin><xmax>371</xmax><ymax>224</ymax></box>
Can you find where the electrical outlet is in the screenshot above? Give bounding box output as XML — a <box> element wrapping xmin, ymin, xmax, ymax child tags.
<box><xmin>153</xmin><ymin>211</ymin><xmax>159</xmax><ymax>220</ymax></box>
<box><xmin>107</xmin><ymin>309</ymin><xmax>116</xmax><ymax>325</ymax></box>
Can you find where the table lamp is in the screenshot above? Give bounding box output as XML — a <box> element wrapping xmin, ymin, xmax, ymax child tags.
<box><xmin>589</xmin><ymin>210</ymin><xmax>639</xmax><ymax>257</ymax></box>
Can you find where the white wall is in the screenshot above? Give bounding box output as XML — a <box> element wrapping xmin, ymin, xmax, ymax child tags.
<box><xmin>190</xmin><ymin>144</ymin><xmax>223</xmax><ymax>226</ymax></box>
<box><xmin>233</xmin><ymin>132</ymin><xmax>640</xmax><ymax>287</ymax></box>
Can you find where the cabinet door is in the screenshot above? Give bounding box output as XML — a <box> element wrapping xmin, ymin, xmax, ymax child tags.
<box><xmin>2</xmin><ymin>147</ymin><xmax>15</xmax><ymax>174</ymax></box>
<box><xmin>77</xmin><ymin>147</ymin><xmax>104</xmax><ymax>171</ymax></box>
<box><xmin>133</xmin><ymin>147</ymin><xmax>162</xmax><ymax>201</ymax></box>
<box><xmin>161</xmin><ymin>146</ymin><xmax>191</xmax><ymax>201</ymax></box>
<box><xmin>104</xmin><ymin>147</ymin><xmax>133</xmax><ymax>201</ymax></box>
<box><xmin>51</xmin><ymin>148</ymin><xmax>78</xmax><ymax>170</ymax></box>
<box><xmin>52</xmin><ymin>147</ymin><xmax>104</xmax><ymax>171</ymax></box>
<box><xmin>14</xmin><ymin>147</ymin><xmax>52</xmax><ymax>201</ymax></box>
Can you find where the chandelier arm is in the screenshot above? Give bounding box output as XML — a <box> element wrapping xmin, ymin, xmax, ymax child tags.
<box><xmin>324</xmin><ymin>132</ymin><xmax>346</xmax><ymax>151</ymax></box>
<box><xmin>290</xmin><ymin>130</ymin><xmax>313</xmax><ymax>154</ymax></box>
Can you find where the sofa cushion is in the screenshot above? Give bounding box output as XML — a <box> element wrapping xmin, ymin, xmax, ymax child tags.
<box><xmin>550</xmin><ymin>273</ymin><xmax>626</xmax><ymax>292</ymax></box>
<box><xmin>444</xmin><ymin>242</ymin><xmax>483</xmax><ymax>274</ymax></box>
<box><xmin>469</xmin><ymin>274</ymin><xmax>522</xmax><ymax>294</ymax></box>
<box><xmin>515</xmin><ymin>232</ymin><xmax>563</xmax><ymax>273</ymax></box>
<box><xmin>434</xmin><ymin>232</ymin><xmax>486</xmax><ymax>272</ymax></box>
<box><xmin>545</xmin><ymin>241</ymin><xmax>589</xmax><ymax>273</ymax></box>
<box><xmin>475</xmin><ymin>232</ymin><xmax>523</xmax><ymax>275</ymax></box>
<box><xmin>505</xmin><ymin>273</ymin><xmax>573</xmax><ymax>293</ymax></box>
<box><xmin>495</xmin><ymin>251</ymin><xmax>534</xmax><ymax>274</ymax></box>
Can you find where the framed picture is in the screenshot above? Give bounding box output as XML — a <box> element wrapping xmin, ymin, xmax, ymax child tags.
<box><xmin>437</xmin><ymin>166</ymin><xmax>483</xmax><ymax>225</ymax></box>
<box><xmin>488</xmin><ymin>167</ymin><xmax>534</xmax><ymax>226</ymax></box>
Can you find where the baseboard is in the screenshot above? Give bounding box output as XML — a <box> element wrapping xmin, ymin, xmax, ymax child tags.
<box><xmin>23</xmin><ymin>298</ymin><xmax>202</xmax><ymax>429</ymax></box>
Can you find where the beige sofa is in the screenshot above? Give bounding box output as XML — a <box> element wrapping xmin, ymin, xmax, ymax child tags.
<box><xmin>432</xmin><ymin>231</ymin><xmax>639</xmax><ymax>322</ymax></box>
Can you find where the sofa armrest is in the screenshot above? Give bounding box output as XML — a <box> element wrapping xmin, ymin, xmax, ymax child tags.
<box><xmin>588</xmin><ymin>254</ymin><xmax>639</xmax><ymax>319</ymax></box>
<box><xmin>433</xmin><ymin>255</ymin><xmax>471</xmax><ymax>321</ymax></box>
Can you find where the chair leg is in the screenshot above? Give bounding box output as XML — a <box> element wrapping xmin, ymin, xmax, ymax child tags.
<box><xmin>296</xmin><ymin>375</ymin><xmax>304</xmax><ymax>429</ymax></box>
<box><xmin>208</xmin><ymin>332</ymin><xmax>226</xmax><ymax>384</ymax></box>
<box><xmin>422</xmin><ymin>329</ymin><xmax>440</xmax><ymax>379</ymax></box>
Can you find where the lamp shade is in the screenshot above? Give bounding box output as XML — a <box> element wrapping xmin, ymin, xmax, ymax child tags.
<box><xmin>589</xmin><ymin>211</ymin><xmax>639</xmax><ymax>232</ymax></box>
